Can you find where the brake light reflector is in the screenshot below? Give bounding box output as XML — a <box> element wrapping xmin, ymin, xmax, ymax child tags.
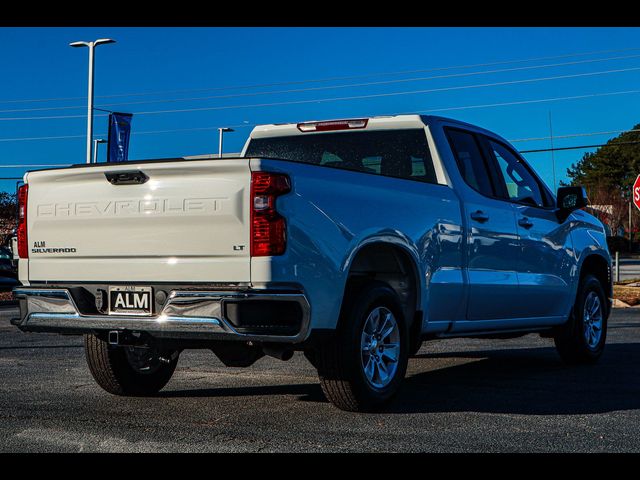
<box><xmin>251</xmin><ymin>172</ymin><xmax>291</xmax><ymax>256</ymax></box>
<box><xmin>17</xmin><ymin>184</ymin><xmax>28</xmax><ymax>258</ymax></box>
<box><xmin>297</xmin><ymin>118</ymin><xmax>368</xmax><ymax>132</ymax></box>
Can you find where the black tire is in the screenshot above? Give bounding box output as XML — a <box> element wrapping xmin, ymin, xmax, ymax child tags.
<box><xmin>316</xmin><ymin>281</ymin><xmax>409</xmax><ymax>412</ymax></box>
<box><xmin>84</xmin><ymin>334</ymin><xmax>179</xmax><ymax>396</ymax></box>
<box><xmin>303</xmin><ymin>349</ymin><xmax>318</xmax><ymax>369</ymax></box>
<box><xmin>554</xmin><ymin>274</ymin><xmax>608</xmax><ymax>364</ymax></box>
<box><xmin>408</xmin><ymin>312</ymin><xmax>423</xmax><ymax>357</ymax></box>
<box><xmin>408</xmin><ymin>338</ymin><xmax>423</xmax><ymax>357</ymax></box>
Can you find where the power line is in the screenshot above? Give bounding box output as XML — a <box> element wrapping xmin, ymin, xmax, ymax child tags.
<box><xmin>129</xmin><ymin>124</ymin><xmax>253</xmax><ymax>135</ymax></box>
<box><xmin>3</xmin><ymin>65</ymin><xmax>640</xmax><ymax>122</ymax></box>
<box><xmin>0</xmin><ymin>134</ymin><xmax>87</xmax><ymax>143</ymax></box>
<box><xmin>95</xmin><ymin>54</ymin><xmax>640</xmax><ymax>109</ymax></box>
<box><xmin>2</xmin><ymin>46</ymin><xmax>640</xmax><ymax>107</ymax></box>
<box><xmin>2</xmin><ymin>89</ymin><xmax>640</xmax><ymax>144</ymax></box>
<box><xmin>94</xmin><ymin>47</ymin><xmax>640</xmax><ymax>99</ymax></box>
<box><xmin>48</xmin><ymin>67</ymin><xmax>640</xmax><ymax>116</ymax></box>
<box><xmin>4</xmin><ymin>53</ymin><xmax>640</xmax><ymax>115</ymax></box>
<box><xmin>2</xmin><ymin>140</ymin><xmax>639</xmax><ymax>169</ymax></box>
<box><xmin>2</xmin><ymin>131</ymin><xmax>640</xmax><ymax>170</ymax></box>
<box><xmin>0</xmin><ymin>165</ymin><xmax>69</xmax><ymax>168</ymax></box>
<box><xmin>414</xmin><ymin>89</ymin><xmax>640</xmax><ymax>115</ymax></box>
<box><xmin>0</xmin><ymin>124</ymin><xmax>254</xmax><ymax>143</ymax></box>
<box><xmin>510</xmin><ymin>128</ymin><xmax>640</xmax><ymax>143</ymax></box>
<box><xmin>520</xmin><ymin>141</ymin><xmax>640</xmax><ymax>153</ymax></box>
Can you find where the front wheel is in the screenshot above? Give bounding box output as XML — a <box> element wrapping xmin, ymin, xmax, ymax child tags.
<box><xmin>315</xmin><ymin>282</ymin><xmax>408</xmax><ymax>412</ymax></box>
<box><xmin>554</xmin><ymin>274</ymin><xmax>608</xmax><ymax>364</ymax></box>
<box><xmin>84</xmin><ymin>334</ymin><xmax>179</xmax><ymax>396</ymax></box>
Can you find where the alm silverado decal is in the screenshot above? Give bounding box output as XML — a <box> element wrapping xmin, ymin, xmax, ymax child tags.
<box><xmin>35</xmin><ymin>197</ymin><xmax>228</xmax><ymax>218</ymax></box>
<box><xmin>31</xmin><ymin>241</ymin><xmax>76</xmax><ymax>254</ymax></box>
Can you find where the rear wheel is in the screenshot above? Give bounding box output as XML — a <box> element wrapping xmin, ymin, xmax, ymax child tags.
<box><xmin>316</xmin><ymin>282</ymin><xmax>408</xmax><ymax>412</ymax></box>
<box><xmin>84</xmin><ymin>334</ymin><xmax>179</xmax><ymax>396</ymax></box>
<box><xmin>554</xmin><ymin>274</ymin><xmax>608</xmax><ymax>364</ymax></box>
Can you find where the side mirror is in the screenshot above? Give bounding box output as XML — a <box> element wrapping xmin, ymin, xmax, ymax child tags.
<box><xmin>556</xmin><ymin>186</ymin><xmax>588</xmax><ymax>216</ymax></box>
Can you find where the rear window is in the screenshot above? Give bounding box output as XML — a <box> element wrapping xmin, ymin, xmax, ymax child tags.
<box><xmin>245</xmin><ymin>129</ymin><xmax>437</xmax><ymax>184</ymax></box>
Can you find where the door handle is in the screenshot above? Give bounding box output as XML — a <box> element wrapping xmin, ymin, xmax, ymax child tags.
<box><xmin>105</xmin><ymin>170</ymin><xmax>149</xmax><ymax>185</ymax></box>
<box><xmin>518</xmin><ymin>217</ymin><xmax>534</xmax><ymax>229</ymax></box>
<box><xmin>470</xmin><ymin>210</ymin><xmax>490</xmax><ymax>223</ymax></box>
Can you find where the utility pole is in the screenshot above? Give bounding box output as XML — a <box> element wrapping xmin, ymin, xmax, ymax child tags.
<box><xmin>548</xmin><ymin>111</ymin><xmax>556</xmax><ymax>191</ymax></box>
<box><xmin>630</xmin><ymin>199</ymin><xmax>633</xmax><ymax>252</ymax></box>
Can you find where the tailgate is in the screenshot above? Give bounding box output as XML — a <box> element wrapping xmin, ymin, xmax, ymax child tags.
<box><xmin>24</xmin><ymin>159</ymin><xmax>251</xmax><ymax>283</ymax></box>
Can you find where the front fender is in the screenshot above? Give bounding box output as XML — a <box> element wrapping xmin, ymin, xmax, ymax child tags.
<box><xmin>569</xmin><ymin>210</ymin><xmax>611</xmax><ymax>297</ymax></box>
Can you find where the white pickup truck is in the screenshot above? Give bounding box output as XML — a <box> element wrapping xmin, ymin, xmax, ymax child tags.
<box><xmin>12</xmin><ymin>114</ymin><xmax>611</xmax><ymax>412</ymax></box>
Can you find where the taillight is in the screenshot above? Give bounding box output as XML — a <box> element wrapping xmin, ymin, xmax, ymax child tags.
<box><xmin>17</xmin><ymin>184</ymin><xmax>28</xmax><ymax>258</ymax></box>
<box><xmin>251</xmin><ymin>172</ymin><xmax>291</xmax><ymax>256</ymax></box>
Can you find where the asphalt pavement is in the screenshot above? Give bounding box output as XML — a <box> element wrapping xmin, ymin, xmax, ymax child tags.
<box><xmin>1</xmin><ymin>306</ymin><xmax>640</xmax><ymax>453</ymax></box>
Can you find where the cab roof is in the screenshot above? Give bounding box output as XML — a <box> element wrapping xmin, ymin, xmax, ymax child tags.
<box><xmin>248</xmin><ymin>114</ymin><xmax>427</xmax><ymax>139</ymax></box>
<box><xmin>248</xmin><ymin>114</ymin><xmax>507</xmax><ymax>144</ymax></box>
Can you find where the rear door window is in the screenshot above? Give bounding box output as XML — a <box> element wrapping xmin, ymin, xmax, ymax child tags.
<box><xmin>445</xmin><ymin>128</ymin><xmax>496</xmax><ymax>197</ymax></box>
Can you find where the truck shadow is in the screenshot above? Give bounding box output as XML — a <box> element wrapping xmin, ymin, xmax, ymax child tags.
<box><xmin>160</xmin><ymin>382</ymin><xmax>325</xmax><ymax>400</ymax></box>
<box><xmin>390</xmin><ymin>342</ymin><xmax>640</xmax><ymax>415</ymax></box>
<box><xmin>161</xmin><ymin>342</ymin><xmax>640</xmax><ymax>415</ymax></box>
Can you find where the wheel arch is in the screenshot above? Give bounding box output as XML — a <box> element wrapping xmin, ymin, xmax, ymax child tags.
<box><xmin>340</xmin><ymin>238</ymin><xmax>423</xmax><ymax>335</ymax></box>
<box><xmin>578</xmin><ymin>252</ymin><xmax>612</xmax><ymax>311</ymax></box>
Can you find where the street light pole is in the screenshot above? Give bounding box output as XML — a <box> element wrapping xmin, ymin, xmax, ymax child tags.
<box><xmin>218</xmin><ymin>127</ymin><xmax>234</xmax><ymax>158</ymax></box>
<box><xmin>70</xmin><ymin>38</ymin><xmax>116</xmax><ymax>164</ymax></box>
<box><xmin>93</xmin><ymin>138</ymin><xmax>107</xmax><ymax>163</ymax></box>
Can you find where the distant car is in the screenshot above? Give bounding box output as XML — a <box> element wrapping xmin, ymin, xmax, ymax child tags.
<box><xmin>0</xmin><ymin>243</ymin><xmax>18</xmax><ymax>292</ymax></box>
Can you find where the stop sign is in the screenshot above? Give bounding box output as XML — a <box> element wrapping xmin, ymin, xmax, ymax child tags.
<box><xmin>634</xmin><ymin>175</ymin><xmax>640</xmax><ymax>211</ymax></box>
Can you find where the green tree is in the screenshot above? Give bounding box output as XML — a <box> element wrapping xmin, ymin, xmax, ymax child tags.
<box><xmin>566</xmin><ymin>124</ymin><xmax>640</xmax><ymax>237</ymax></box>
<box><xmin>566</xmin><ymin>124</ymin><xmax>640</xmax><ymax>191</ymax></box>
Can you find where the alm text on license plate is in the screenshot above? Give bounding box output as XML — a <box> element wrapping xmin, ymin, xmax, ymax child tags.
<box><xmin>108</xmin><ymin>286</ymin><xmax>153</xmax><ymax>316</ymax></box>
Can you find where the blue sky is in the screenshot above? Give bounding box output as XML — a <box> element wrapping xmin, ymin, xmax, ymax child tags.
<box><xmin>1</xmin><ymin>27</ymin><xmax>639</xmax><ymax>193</ymax></box>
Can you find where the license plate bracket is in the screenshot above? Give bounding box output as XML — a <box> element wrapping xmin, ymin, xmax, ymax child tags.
<box><xmin>108</xmin><ymin>286</ymin><xmax>153</xmax><ymax>316</ymax></box>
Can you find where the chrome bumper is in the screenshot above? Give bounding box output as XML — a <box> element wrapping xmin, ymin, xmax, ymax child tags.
<box><xmin>12</xmin><ymin>288</ymin><xmax>310</xmax><ymax>343</ymax></box>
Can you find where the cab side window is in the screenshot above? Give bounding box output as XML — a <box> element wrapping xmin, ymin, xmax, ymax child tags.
<box><xmin>446</xmin><ymin>128</ymin><xmax>495</xmax><ymax>197</ymax></box>
<box><xmin>487</xmin><ymin>139</ymin><xmax>546</xmax><ymax>208</ymax></box>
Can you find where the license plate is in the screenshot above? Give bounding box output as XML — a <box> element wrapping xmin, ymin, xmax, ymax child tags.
<box><xmin>108</xmin><ymin>286</ymin><xmax>153</xmax><ymax>316</ymax></box>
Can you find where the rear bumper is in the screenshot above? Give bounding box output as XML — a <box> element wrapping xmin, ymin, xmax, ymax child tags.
<box><xmin>11</xmin><ymin>287</ymin><xmax>311</xmax><ymax>343</ymax></box>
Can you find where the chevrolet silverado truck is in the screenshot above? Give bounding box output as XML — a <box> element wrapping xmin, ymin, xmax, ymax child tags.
<box><xmin>11</xmin><ymin>115</ymin><xmax>612</xmax><ymax>412</ymax></box>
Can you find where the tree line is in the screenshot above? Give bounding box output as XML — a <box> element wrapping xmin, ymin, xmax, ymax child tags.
<box><xmin>0</xmin><ymin>192</ymin><xmax>16</xmax><ymax>246</ymax></box>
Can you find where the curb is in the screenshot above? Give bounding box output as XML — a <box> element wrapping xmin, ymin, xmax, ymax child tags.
<box><xmin>612</xmin><ymin>298</ymin><xmax>640</xmax><ymax>308</ymax></box>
